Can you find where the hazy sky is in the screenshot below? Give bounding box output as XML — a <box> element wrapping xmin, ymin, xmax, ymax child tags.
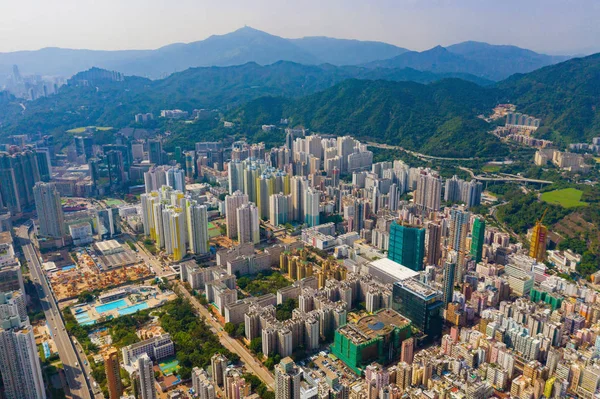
<box><xmin>1</xmin><ymin>0</ymin><xmax>599</xmax><ymax>54</ymax></box>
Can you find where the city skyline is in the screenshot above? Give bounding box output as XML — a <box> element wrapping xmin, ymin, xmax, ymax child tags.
<box><xmin>1</xmin><ymin>0</ymin><xmax>599</xmax><ymax>55</ymax></box>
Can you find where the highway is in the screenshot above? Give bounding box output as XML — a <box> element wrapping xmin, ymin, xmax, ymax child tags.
<box><xmin>18</xmin><ymin>226</ymin><xmax>100</xmax><ymax>399</ymax></box>
<box><xmin>458</xmin><ymin>166</ymin><xmax>553</xmax><ymax>184</ymax></box>
<box><xmin>175</xmin><ymin>283</ymin><xmax>275</xmax><ymax>390</ymax></box>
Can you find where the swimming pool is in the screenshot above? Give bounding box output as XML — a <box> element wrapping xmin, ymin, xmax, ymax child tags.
<box><xmin>95</xmin><ymin>299</ymin><xmax>128</xmax><ymax>314</ymax></box>
<box><xmin>75</xmin><ymin>311</ymin><xmax>92</xmax><ymax>323</ymax></box>
<box><xmin>118</xmin><ymin>302</ymin><xmax>148</xmax><ymax>316</ymax></box>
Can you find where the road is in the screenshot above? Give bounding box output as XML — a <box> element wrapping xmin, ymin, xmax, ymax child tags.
<box><xmin>175</xmin><ymin>283</ymin><xmax>275</xmax><ymax>390</ymax></box>
<box><xmin>18</xmin><ymin>226</ymin><xmax>99</xmax><ymax>399</ymax></box>
<box><xmin>367</xmin><ymin>142</ymin><xmax>482</xmax><ymax>161</ymax></box>
<box><xmin>458</xmin><ymin>166</ymin><xmax>553</xmax><ymax>185</ymax></box>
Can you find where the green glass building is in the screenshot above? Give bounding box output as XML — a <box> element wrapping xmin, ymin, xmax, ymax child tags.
<box><xmin>470</xmin><ymin>217</ymin><xmax>485</xmax><ymax>263</ymax></box>
<box><xmin>388</xmin><ymin>222</ymin><xmax>425</xmax><ymax>271</ymax></box>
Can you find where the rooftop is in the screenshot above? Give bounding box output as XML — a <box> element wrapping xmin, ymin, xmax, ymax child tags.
<box><xmin>394</xmin><ymin>278</ymin><xmax>441</xmax><ymax>301</ymax></box>
<box><xmin>368</xmin><ymin>258</ymin><xmax>419</xmax><ymax>281</ymax></box>
<box><xmin>338</xmin><ymin>309</ymin><xmax>411</xmax><ymax>344</ymax></box>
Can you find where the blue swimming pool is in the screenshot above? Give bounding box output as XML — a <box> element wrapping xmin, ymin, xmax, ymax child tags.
<box><xmin>75</xmin><ymin>311</ymin><xmax>92</xmax><ymax>323</ymax></box>
<box><xmin>118</xmin><ymin>302</ymin><xmax>148</xmax><ymax>316</ymax></box>
<box><xmin>95</xmin><ymin>299</ymin><xmax>128</xmax><ymax>314</ymax></box>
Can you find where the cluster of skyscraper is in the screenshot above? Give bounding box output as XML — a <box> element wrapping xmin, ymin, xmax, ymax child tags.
<box><xmin>141</xmin><ymin>186</ymin><xmax>209</xmax><ymax>261</ymax></box>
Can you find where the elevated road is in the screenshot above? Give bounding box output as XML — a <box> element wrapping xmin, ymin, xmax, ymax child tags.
<box><xmin>458</xmin><ymin>166</ymin><xmax>553</xmax><ymax>184</ymax></box>
<box><xmin>18</xmin><ymin>225</ymin><xmax>100</xmax><ymax>399</ymax></box>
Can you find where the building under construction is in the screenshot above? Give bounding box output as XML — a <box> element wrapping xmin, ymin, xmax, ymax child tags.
<box><xmin>331</xmin><ymin>308</ymin><xmax>412</xmax><ymax>374</ymax></box>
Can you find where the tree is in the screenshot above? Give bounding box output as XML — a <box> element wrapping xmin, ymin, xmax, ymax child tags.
<box><xmin>224</xmin><ymin>322</ymin><xmax>236</xmax><ymax>336</ymax></box>
<box><xmin>249</xmin><ymin>337</ymin><xmax>262</xmax><ymax>354</ymax></box>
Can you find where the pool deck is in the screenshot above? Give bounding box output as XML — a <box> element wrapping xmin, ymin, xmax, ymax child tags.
<box><xmin>71</xmin><ymin>286</ymin><xmax>176</xmax><ymax>325</ymax></box>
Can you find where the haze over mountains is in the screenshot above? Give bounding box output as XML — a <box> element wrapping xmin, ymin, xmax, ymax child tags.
<box><xmin>0</xmin><ymin>26</ymin><xmax>571</xmax><ymax>82</ymax></box>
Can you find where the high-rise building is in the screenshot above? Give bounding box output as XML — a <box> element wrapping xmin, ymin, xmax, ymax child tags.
<box><xmin>425</xmin><ymin>221</ymin><xmax>442</xmax><ymax>266</ymax></box>
<box><xmin>530</xmin><ymin>222</ymin><xmax>548</xmax><ymax>262</ymax></box>
<box><xmin>136</xmin><ymin>353</ymin><xmax>157</xmax><ymax>399</ymax></box>
<box><xmin>75</xmin><ymin>136</ymin><xmax>94</xmax><ymax>160</ymax></box>
<box><xmin>0</xmin><ymin>291</ymin><xmax>46</xmax><ymax>399</ymax></box>
<box><xmin>105</xmin><ymin>150</ymin><xmax>125</xmax><ymax>189</ymax></box>
<box><xmin>35</xmin><ymin>149</ymin><xmax>52</xmax><ymax>182</ymax></box>
<box><xmin>275</xmin><ymin>357</ymin><xmax>302</xmax><ymax>399</ymax></box>
<box><xmin>414</xmin><ymin>171</ymin><xmax>442</xmax><ymax>212</ymax></box>
<box><xmin>33</xmin><ymin>182</ymin><xmax>65</xmax><ymax>240</ymax></box>
<box><xmin>237</xmin><ymin>203</ymin><xmax>260</xmax><ymax>245</ymax></box>
<box><xmin>187</xmin><ymin>200</ymin><xmax>209</xmax><ymax>255</ymax></box>
<box><xmin>148</xmin><ymin>139</ymin><xmax>164</xmax><ymax>165</ymax></box>
<box><xmin>166</xmin><ymin>167</ymin><xmax>186</xmax><ymax>192</ymax></box>
<box><xmin>192</xmin><ymin>367</ymin><xmax>216</xmax><ymax>399</ymax></box>
<box><xmin>471</xmin><ymin>217</ymin><xmax>486</xmax><ymax>263</ymax></box>
<box><xmin>225</xmin><ymin>191</ymin><xmax>249</xmax><ymax>239</ymax></box>
<box><xmin>449</xmin><ymin>207</ymin><xmax>470</xmax><ymax>253</ymax></box>
<box><xmin>104</xmin><ymin>347</ymin><xmax>123</xmax><ymax>399</ymax></box>
<box><xmin>96</xmin><ymin>208</ymin><xmax>121</xmax><ymax>239</ymax></box>
<box><xmin>270</xmin><ymin>193</ymin><xmax>292</xmax><ymax>226</ymax></box>
<box><xmin>392</xmin><ymin>279</ymin><xmax>444</xmax><ymax>342</ymax></box>
<box><xmin>400</xmin><ymin>337</ymin><xmax>415</xmax><ymax>364</ymax></box>
<box><xmin>304</xmin><ymin>188</ymin><xmax>320</xmax><ymax>227</ymax></box>
<box><xmin>0</xmin><ymin>151</ymin><xmax>40</xmax><ymax>214</ymax></box>
<box><xmin>442</xmin><ymin>261</ymin><xmax>456</xmax><ymax>306</ymax></box>
<box><xmin>162</xmin><ymin>206</ymin><xmax>186</xmax><ymax>261</ymax></box>
<box><xmin>388</xmin><ymin>222</ymin><xmax>425</xmax><ymax>271</ymax></box>
<box><xmin>211</xmin><ymin>353</ymin><xmax>228</xmax><ymax>387</ymax></box>
<box><xmin>290</xmin><ymin>176</ymin><xmax>307</xmax><ymax>222</ymax></box>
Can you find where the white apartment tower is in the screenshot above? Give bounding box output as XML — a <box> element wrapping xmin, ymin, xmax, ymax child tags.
<box><xmin>225</xmin><ymin>191</ymin><xmax>249</xmax><ymax>239</ymax></box>
<box><xmin>187</xmin><ymin>199</ymin><xmax>209</xmax><ymax>254</ymax></box>
<box><xmin>237</xmin><ymin>203</ymin><xmax>260</xmax><ymax>244</ymax></box>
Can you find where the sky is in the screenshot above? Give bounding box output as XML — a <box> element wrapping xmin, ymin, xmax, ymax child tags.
<box><xmin>1</xmin><ymin>0</ymin><xmax>599</xmax><ymax>54</ymax></box>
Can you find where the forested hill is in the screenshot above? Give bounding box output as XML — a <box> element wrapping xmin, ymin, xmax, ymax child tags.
<box><xmin>0</xmin><ymin>61</ymin><xmax>490</xmax><ymax>135</ymax></box>
<box><xmin>1</xmin><ymin>53</ymin><xmax>599</xmax><ymax>159</ymax></box>
<box><xmin>229</xmin><ymin>79</ymin><xmax>507</xmax><ymax>158</ymax></box>
<box><xmin>230</xmin><ymin>53</ymin><xmax>600</xmax><ymax>154</ymax></box>
<box><xmin>498</xmin><ymin>53</ymin><xmax>600</xmax><ymax>144</ymax></box>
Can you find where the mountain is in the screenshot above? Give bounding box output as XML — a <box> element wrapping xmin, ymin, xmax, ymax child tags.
<box><xmin>0</xmin><ymin>27</ymin><xmax>407</xmax><ymax>79</ymax></box>
<box><xmin>0</xmin><ymin>27</ymin><xmax>568</xmax><ymax>82</ymax></box>
<box><xmin>365</xmin><ymin>43</ymin><xmax>571</xmax><ymax>81</ymax></box>
<box><xmin>447</xmin><ymin>41</ymin><xmax>571</xmax><ymax>80</ymax></box>
<box><xmin>110</xmin><ymin>27</ymin><xmax>320</xmax><ymax>77</ymax></box>
<box><xmin>498</xmin><ymin>52</ymin><xmax>600</xmax><ymax>143</ymax></box>
<box><xmin>229</xmin><ymin>79</ymin><xmax>507</xmax><ymax>158</ymax></box>
<box><xmin>289</xmin><ymin>36</ymin><xmax>408</xmax><ymax>65</ymax></box>
<box><xmin>0</xmin><ymin>62</ymin><xmax>491</xmax><ymax>135</ymax></box>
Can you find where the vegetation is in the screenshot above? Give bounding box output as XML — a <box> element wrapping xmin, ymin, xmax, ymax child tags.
<box><xmin>224</xmin><ymin>322</ymin><xmax>245</xmax><ymax>338</ymax></box>
<box><xmin>237</xmin><ymin>271</ymin><xmax>292</xmax><ymax>296</ymax></box>
<box><xmin>275</xmin><ymin>299</ymin><xmax>298</xmax><ymax>321</ymax></box>
<box><xmin>158</xmin><ymin>297</ymin><xmax>238</xmax><ymax>380</ymax></box>
<box><xmin>541</xmin><ymin>188</ymin><xmax>588</xmax><ymax>208</ymax></box>
<box><xmin>243</xmin><ymin>373</ymin><xmax>275</xmax><ymax>399</ymax></box>
<box><xmin>496</xmin><ymin>193</ymin><xmax>570</xmax><ymax>235</ymax></box>
<box><xmin>498</xmin><ymin>53</ymin><xmax>600</xmax><ymax>145</ymax></box>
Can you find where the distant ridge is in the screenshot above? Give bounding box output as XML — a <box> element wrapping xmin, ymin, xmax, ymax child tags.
<box><xmin>0</xmin><ymin>27</ymin><xmax>570</xmax><ymax>81</ymax></box>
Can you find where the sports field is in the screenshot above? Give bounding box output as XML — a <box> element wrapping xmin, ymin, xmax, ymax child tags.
<box><xmin>541</xmin><ymin>188</ymin><xmax>587</xmax><ymax>208</ymax></box>
<box><xmin>66</xmin><ymin>126</ymin><xmax>113</xmax><ymax>133</ymax></box>
<box><xmin>158</xmin><ymin>358</ymin><xmax>179</xmax><ymax>376</ymax></box>
<box><xmin>482</xmin><ymin>164</ymin><xmax>501</xmax><ymax>173</ymax></box>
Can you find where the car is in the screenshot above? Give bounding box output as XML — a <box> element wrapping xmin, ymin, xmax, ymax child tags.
<box><xmin>84</xmin><ymin>361</ymin><xmax>88</xmax><ymax>366</ymax></box>
<box><xmin>75</xmin><ymin>362</ymin><xmax>78</xmax><ymax>367</ymax></box>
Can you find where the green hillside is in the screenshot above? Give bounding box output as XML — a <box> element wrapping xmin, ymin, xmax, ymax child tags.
<box><xmin>230</xmin><ymin>79</ymin><xmax>507</xmax><ymax>157</ymax></box>
<box><xmin>499</xmin><ymin>53</ymin><xmax>600</xmax><ymax>144</ymax></box>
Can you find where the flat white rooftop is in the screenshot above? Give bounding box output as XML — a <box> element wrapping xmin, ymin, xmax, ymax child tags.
<box><xmin>368</xmin><ymin>258</ymin><xmax>419</xmax><ymax>283</ymax></box>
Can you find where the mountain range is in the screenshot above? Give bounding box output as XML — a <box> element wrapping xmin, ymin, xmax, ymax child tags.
<box><xmin>0</xmin><ymin>26</ymin><xmax>570</xmax><ymax>82</ymax></box>
<box><xmin>1</xmin><ymin>51</ymin><xmax>598</xmax><ymax>158</ymax></box>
